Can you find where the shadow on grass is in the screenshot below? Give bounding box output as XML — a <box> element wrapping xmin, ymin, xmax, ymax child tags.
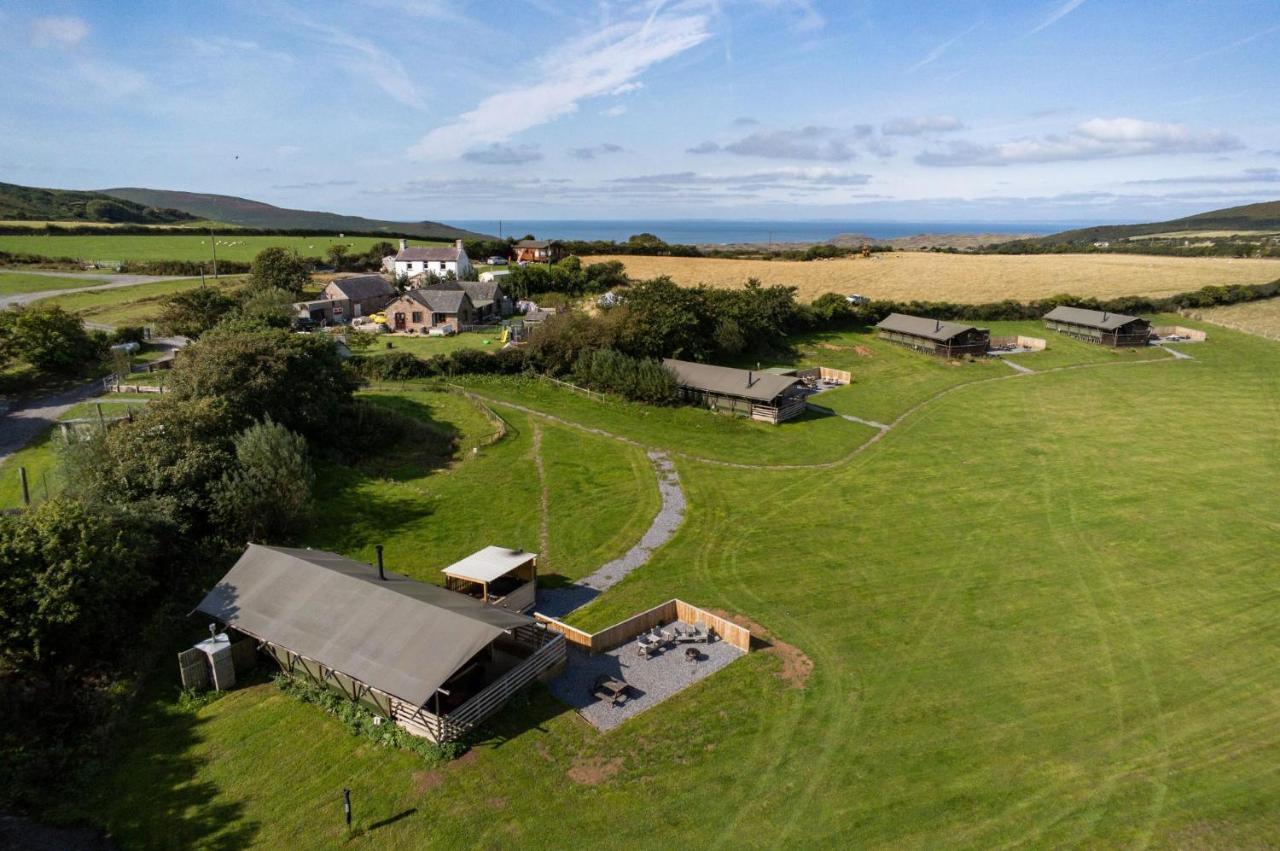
<box><xmin>368</xmin><ymin>808</ymin><xmax>417</xmax><ymax>832</ymax></box>
<box><xmin>70</xmin><ymin>681</ymin><xmax>261</xmax><ymax>850</ymax></box>
<box><xmin>306</xmin><ymin>475</ymin><xmax>436</xmax><ymax>553</ymax></box>
<box><xmin>465</xmin><ymin>685</ymin><xmax>572</xmax><ymax>751</ymax></box>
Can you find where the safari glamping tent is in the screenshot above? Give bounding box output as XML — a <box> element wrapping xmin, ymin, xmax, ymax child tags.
<box><xmin>192</xmin><ymin>544</ymin><xmax>565</xmax><ymax>742</ymax></box>
<box><xmin>874</xmin><ymin>313</ymin><xmax>991</xmax><ymax>357</ymax></box>
<box><xmin>663</xmin><ymin>358</ymin><xmax>807</xmax><ymax>424</ymax></box>
<box><xmin>1042</xmin><ymin>306</ymin><xmax>1152</xmax><ymax>347</ymax></box>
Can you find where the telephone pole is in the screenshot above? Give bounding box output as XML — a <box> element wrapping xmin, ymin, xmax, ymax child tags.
<box><xmin>208</xmin><ymin>227</ymin><xmax>219</xmax><ymax>279</ymax></box>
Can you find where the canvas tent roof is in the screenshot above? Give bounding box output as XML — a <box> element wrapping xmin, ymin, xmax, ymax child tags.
<box><xmin>875</xmin><ymin>313</ymin><xmax>984</xmax><ymax>342</ymax></box>
<box><xmin>441</xmin><ymin>546</ymin><xmax>537</xmax><ymax>584</ymax></box>
<box><xmin>1043</xmin><ymin>305</ymin><xmax>1145</xmax><ymax>331</ymax></box>
<box><xmin>195</xmin><ymin>544</ymin><xmax>532</xmax><ymax>707</ymax></box>
<box><xmin>662</xmin><ymin>358</ymin><xmax>801</xmax><ymax>403</ymax></box>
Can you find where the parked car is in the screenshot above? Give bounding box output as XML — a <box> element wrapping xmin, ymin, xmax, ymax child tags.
<box><xmin>486</xmin><ymin>256</ymin><xmax>508</xmax><ymax>265</ymax></box>
<box><xmin>292</xmin><ymin>317</ymin><xmax>319</xmax><ymax>332</ymax></box>
<box><xmin>351</xmin><ymin>316</ymin><xmax>387</xmax><ymax>333</ymax></box>
<box><xmin>845</xmin><ymin>293</ymin><xmax>869</xmax><ymax>305</ymax></box>
<box><xmin>427</xmin><ymin>326</ymin><xmax>456</xmax><ymax>337</ymax></box>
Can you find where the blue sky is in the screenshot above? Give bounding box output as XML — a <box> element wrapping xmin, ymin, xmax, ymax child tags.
<box><xmin>1</xmin><ymin>0</ymin><xmax>1278</xmax><ymax>224</ymax></box>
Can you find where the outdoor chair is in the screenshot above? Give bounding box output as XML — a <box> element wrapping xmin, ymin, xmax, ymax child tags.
<box><xmin>636</xmin><ymin>637</ymin><xmax>657</xmax><ymax>658</ymax></box>
<box><xmin>684</xmin><ymin>647</ymin><xmax>700</xmax><ymax>663</ymax></box>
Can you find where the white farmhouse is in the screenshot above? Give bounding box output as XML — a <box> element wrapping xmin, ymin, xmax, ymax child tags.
<box><xmin>390</xmin><ymin>239</ymin><xmax>474</xmax><ymax>281</ymax></box>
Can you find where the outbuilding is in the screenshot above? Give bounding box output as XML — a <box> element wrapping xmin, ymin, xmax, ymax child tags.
<box><xmin>874</xmin><ymin>313</ymin><xmax>991</xmax><ymax>357</ymax></box>
<box><xmin>441</xmin><ymin>546</ymin><xmax>537</xmax><ymax>613</ymax></box>
<box><xmin>1043</xmin><ymin>306</ymin><xmax>1152</xmax><ymax>347</ymax></box>
<box><xmin>320</xmin><ymin>275</ymin><xmax>397</xmax><ymax>317</ymax></box>
<box><xmin>663</xmin><ymin>358</ymin><xmax>807</xmax><ymax>424</ymax></box>
<box><xmin>194</xmin><ymin>544</ymin><xmax>565</xmax><ymax>742</ymax></box>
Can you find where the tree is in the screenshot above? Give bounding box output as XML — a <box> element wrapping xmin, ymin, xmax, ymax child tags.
<box><xmin>237</xmin><ymin>286</ymin><xmax>297</xmax><ymax>329</ymax></box>
<box><xmin>247</xmin><ymin>247</ymin><xmax>310</xmax><ymax>296</ymax></box>
<box><xmin>155</xmin><ymin>286</ymin><xmax>237</xmax><ymax>338</ymax></box>
<box><xmin>326</xmin><ymin>243</ymin><xmax>350</xmax><ymax>270</ymax></box>
<box><xmin>0</xmin><ymin>304</ymin><xmax>102</xmax><ymax>373</ymax></box>
<box><xmin>166</xmin><ymin>327</ymin><xmax>358</xmax><ymax>439</ymax></box>
<box><xmin>0</xmin><ymin>498</ymin><xmax>155</xmax><ymax>674</ymax></box>
<box><xmin>213</xmin><ymin>418</ymin><xmax>313</xmax><ymax>543</ymax></box>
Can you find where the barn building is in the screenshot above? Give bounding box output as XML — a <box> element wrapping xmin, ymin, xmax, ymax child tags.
<box><xmin>1042</xmin><ymin>306</ymin><xmax>1152</xmax><ymax>347</ymax></box>
<box><xmin>663</xmin><ymin>358</ymin><xmax>807</xmax><ymax>424</ymax></box>
<box><xmin>874</xmin><ymin>313</ymin><xmax>991</xmax><ymax>357</ymax></box>
<box><xmin>193</xmin><ymin>544</ymin><xmax>565</xmax><ymax>742</ymax></box>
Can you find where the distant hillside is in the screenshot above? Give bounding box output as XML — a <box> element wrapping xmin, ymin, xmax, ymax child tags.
<box><xmin>1039</xmin><ymin>200</ymin><xmax>1280</xmax><ymax>245</ymax></box>
<box><xmin>101</xmin><ymin>187</ymin><xmax>488</xmax><ymax>240</ymax></box>
<box><xmin>0</xmin><ymin>181</ymin><xmax>196</xmax><ymax>224</ymax></box>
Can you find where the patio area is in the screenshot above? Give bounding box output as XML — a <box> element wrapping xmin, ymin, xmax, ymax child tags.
<box><xmin>547</xmin><ymin>621</ymin><xmax>746</xmax><ymax>731</ymax></box>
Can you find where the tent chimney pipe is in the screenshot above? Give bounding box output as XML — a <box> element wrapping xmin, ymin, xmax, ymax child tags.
<box><xmin>376</xmin><ymin>545</ymin><xmax>385</xmax><ymax>580</ymax></box>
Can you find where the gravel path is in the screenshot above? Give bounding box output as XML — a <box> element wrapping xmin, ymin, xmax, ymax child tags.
<box><xmin>997</xmin><ymin>358</ymin><xmax>1036</xmax><ymax>375</ymax></box>
<box><xmin>536</xmin><ymin>450</ymin><xmax>685</xmax><ymax>618</ymax></box>
<box><xmin>0</xmin><ymin>380</ymin><xmax>105</xmax><ymax>463</ymax></box>
<box><xmin>1156</xmin><ymin>343</ymin><xmax>1195</xmax><ymax>361</ymax></box>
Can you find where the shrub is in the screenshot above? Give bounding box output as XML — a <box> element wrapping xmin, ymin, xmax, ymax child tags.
<box><xmin>213</xmin><ymin>418</ymin><xmax>314</xmax><ymax>544</ymax></box>
<box><xmin>570</xmin><ymin>348</ymin><xmax>679</xmax><ymax>404</ymax></box>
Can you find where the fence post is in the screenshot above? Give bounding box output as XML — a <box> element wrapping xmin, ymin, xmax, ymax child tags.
<box><xmin>18</xmin><ymin>467</ymin><xmax>29</xmax><ymax>507</ymax></box>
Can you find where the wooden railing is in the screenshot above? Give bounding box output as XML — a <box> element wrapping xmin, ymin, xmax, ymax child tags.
<box><xmin>536</xmin><ymin>599</ymin><xmax>752</xmax><ymax>654</ymax></box>
<box><xmin>443</xmin><ymin>631</ymin><xmax>566</xmax><ymax>738</ymax></box>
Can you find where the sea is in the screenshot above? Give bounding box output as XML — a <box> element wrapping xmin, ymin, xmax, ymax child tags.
<box><xmin>449</xmin><ymin>219</ymin><xmax>1101</xmax><ymax>245</ymax></box>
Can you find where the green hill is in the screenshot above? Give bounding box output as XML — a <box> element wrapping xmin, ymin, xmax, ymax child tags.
<box><xmin>0</xmin><ymin>182</ymin><xmax>196</xmax><ymax>224</ymax></box>
<box><xmin>101</xmin><ymin>187</ymin><xmax>487</xmax><ymax>239</ymax></box>
<box><xmin>1039</xmin><ymin>200</ymin><xmax>1280</xmax><ymax>244</ymax></box>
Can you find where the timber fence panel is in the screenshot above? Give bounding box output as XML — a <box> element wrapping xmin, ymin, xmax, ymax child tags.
<box><xmin>590</xmin><ymin>601</ymin><xmax>679</xmax><ymax>652</ymax></box>
<box><xmin>178</xmin><ymin>648</ymin><xmax>209</xmax><ymax>690</ymax></box>
<box><xmin>674</xmin><ymin>600</ymin><xmax>752</xmax><ymax>651</ymax></box>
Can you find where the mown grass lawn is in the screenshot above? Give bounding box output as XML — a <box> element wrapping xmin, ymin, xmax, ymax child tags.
<box><xmin>63</xmin><ymin>319</ymin><xmax>1280</xmax><ymax>848</ymax></box>
<box><xmin>0</xmin><ymin>271</ymin><xmax>109</xmax><ymax>295</ymax></box>
<box><xmin>366</xmin><ymin>331</ymin><xmax>503</xmax><ymax>358</ymax></box>
<box><xmin>0</xmin><ymin>234</ymin><xmax>446</xmax><ymax>264</ymax></box>
<box><xmin>35</xmin><ymin>276</ymin><xmax>240</xmax><ymax>326</ymax></box>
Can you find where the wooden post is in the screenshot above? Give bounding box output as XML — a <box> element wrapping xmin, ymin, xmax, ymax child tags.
<box><xmin>96</xmin><ymin>403</ymin><xmax>106</xmax><ymax>432</ymax></box>
<box><xmin>18</xmin><ymin>467</ymin><xmax>29</xmax><ymax>506</ymax></box>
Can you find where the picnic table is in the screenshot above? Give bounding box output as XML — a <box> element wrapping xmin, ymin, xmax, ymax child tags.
<box><xmin>592</xmin><ymin>674</ymin><xmax>629</xmax><ymax>706</ymax></box>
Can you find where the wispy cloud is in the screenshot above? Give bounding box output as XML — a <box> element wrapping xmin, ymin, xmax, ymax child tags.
<box><xmin>754</xmin><ymin>0</ymin><xmax>825</xmax><ymax>33</ymax></box>
<box><xmin>76</xmin><ymin>60</ymin><xmax>147</xmax><ymax>98</ymax></box>
<box><xmin>908</xmin><ymin>25</ymin><xmax>978</xmax><ymax>73</ymax></box>
<box><xmin>286</xmin><ymin>13</ymin><xmax>425</xmax><ymax>109</ymax></box>
<box><xmin>917</xmin><ymin>117</ymin><xmax>1243</xmax><ymax>167</ymax></box>
<box><xmin>408</xmin><ymin>4</ymin><xmax>712</xmax><ymax>160</ymax></box>
<box><xmin>689</xmin><ymin>126</ymin><xmax>859</xmax><ymax>162</ymax></box>
<box><xmin>271</xmin><ymin>179</ymin><xmax>357</xmax><ymax>190</ymax></box>
<box><xmin>882</xmin><ymin>115</ymin><xmax>965</xmax><ymax>136</ymax></box>
<box><xmin>462</xmin><ymin>143</ymin><xmax>543</xmax><ymax>165</ymax></box>
<box><xmin>1028</xmin><ymin>0</ymin><xmax>1086</xmax><ymax>35</ymax></box>
<box><xmin>569</xmin><ymin>143</ymin><xmax>625</xmax><ymax>160</ymax></box>
<box><xmin>30</xmin><ymin>16</ymin><xmax>89</xmax><ymax>48</ymax></box>
<box><xmin>1183</xmin><ymin>24</ymin><xmax>1280</xmax><ymax>64</ymax></box>
<box><xmin>1126</xmin><ymin>167</ymin><xmax>1280</xmax><ymax>185</ymax></box>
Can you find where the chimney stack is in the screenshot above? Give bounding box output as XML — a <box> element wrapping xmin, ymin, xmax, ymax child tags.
<box><xmin>399</xmin><ymin>238</ymin><xmax>407</xmax><ymax>251</ymax></box>
<box><xmin>375</xmin><ymin>545</ymin><xmax>385</xmax><ymax>581</ymax></box>
<box><xmin>455</xmin><ymin>238</ymin><xmax>464</xmax><ymax>251</ymax></box>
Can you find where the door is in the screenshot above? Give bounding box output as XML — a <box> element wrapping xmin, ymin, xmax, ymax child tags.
<box><xmin>394</xmin><ymin>312</ymin><xmax>406</xmax><ymax>330</ymax></box>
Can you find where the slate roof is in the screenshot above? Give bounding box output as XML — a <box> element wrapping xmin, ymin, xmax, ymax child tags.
<box><xmin>399</xmin><ymin>287</ymin><xmax>472</xmax><ymax>314</ymax></box>
<box><xmin>1043</xmin><ymin>305</ymin><xmax>1146</xmax><ymax>331</ymax></box>
<box><xmin>324</xmin><ymin>275</ymin><xmax>396</xmax><ymax>302</ymax></box>
<box><xmin>195</xmin><ymin>544</ymin><xmax>532</xmax><ymax>706</ymax></box>
<box><xmin>875</xmin><ymin>313</ymin><xmax>986</xmax><ymax>342</ymax></box>
<box><xmin>396</xmin><ymin>246</ymin><xmax>463</xmax><ymax>262</ymax></box>
<box><xmin>662</xmin><ymin>358</ymin><xmax>802</xmax><ymax>403</ymax></box>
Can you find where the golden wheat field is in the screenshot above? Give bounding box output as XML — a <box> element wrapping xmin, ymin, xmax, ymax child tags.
<box><xmin>594</xmin><ymin>252</ymin><xmax>1280</xmax><ymax>303</ymax></box>
<box><xmin>1189</xmin><ymin>297</ymin><xmax>1280</xmax><ymax>340</ymax></box>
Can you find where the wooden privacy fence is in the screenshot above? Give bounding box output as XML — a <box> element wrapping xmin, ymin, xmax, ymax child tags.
<box><xmin>795</xmin><ymin>366</ymin><xmax>852</xmax><ymax>384</ymax></box>
<box><xmin>1154</xmin><ymin>325</ymin><xmax>1208</xmax><ymax>341</ymax></box>
<box><xmin>989</xmin><ymin>335</ymin><xmax>1047</xmax><ymax>351</ymax></box>
<box><xmin>536</xmin><ymin>599</ymin><xmax>751</xmax><ymax>654</ymax></box>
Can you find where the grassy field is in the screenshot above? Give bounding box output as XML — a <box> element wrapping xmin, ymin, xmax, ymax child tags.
<box><xmin>1188</xmin><ymin>296</ymin><xmax>1280</xmax><ymax>341</ymax></box>
<box><xmin>35</xmin><ymin>276</ymin><xmax>239</xmax><ymax>326</ymax></box>
<box><xmin>0</xmin><ymin>271</ymin><xmax>115</xmax><ymax>295</ymax></box>
<box><xmin>370</xmin><ymin>331</ymin><xmax>505</xmax><ymax>358</ymax></box>
<box><xmin>57</xmin><ymin>320</ymin><xmax>1280</xmax><ymax>848</ymax></box>
<box><xmin>592</xmin><ymin>252</ymin><xmax>1280</xmax><ymax>303</ymax></box>
<box><xmin>0</xmin><ymin>234</ymin><xmax>445</xmax><ymax>264</ymax></box>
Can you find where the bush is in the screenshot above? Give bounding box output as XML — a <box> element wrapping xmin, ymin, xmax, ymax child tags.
<box><xmin>110</xmin><ymin>326</ymin><xmax>147</xmax><ymax>345</ymax></box>
<box><xmin>0</xmin><ymin>304</ymin><xmax>104</xmax><ymax>373</ymax></box>
<box><xmin>213</xmin><ymin>418</ymin><xmax>314</xmax><ymax>544</ymax></box>
<box><xmin>246</xmin><ymin>247</ymin><xmax>310</xmax><ymax>296</ymax></box>
<box><xmin>273</xmin><ymin>673</ymin><xmax>462</xmax><ymax>764</ymax></box>
<box><xmin>570</xmin><ymin>349</ymin><xmax>679</xmax><ymax>404</ymax></box>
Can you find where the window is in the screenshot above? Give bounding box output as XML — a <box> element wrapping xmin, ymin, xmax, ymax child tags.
<box><xmin>411</xmin><ymin>311</ymin><xmax>423</xmax><ymax>323</ymax></box>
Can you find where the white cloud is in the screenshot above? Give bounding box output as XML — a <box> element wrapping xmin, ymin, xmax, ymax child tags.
<box><xmin>76</xmin><ymin>60</ymin><xmax>147</xmax><ymax>98</ymax></box>
<box><xmin>408</xmin><ymin>5</ymin><xmax>711</xmax><ymax>160</ymax></box>
<box><xmin>1126</xmin><ymin>167</ymin><xmax>1280</xmax><ymax>185</ymax></box>
<box><xmin>31</xmin><ymin>16</ymin><xmax>89</xmax><ymax>48</ymax></box>
<box><xmin>601</xmin><ymin>104</ymin><xmax>628</xmax><ymax>117</ymax></box>
<box><xmin>1028</xmin><ymin>0</ymin><xmax>1086</xmax><ymax>35</ymax></box>
<box><xmin>754</xmin><ymin>0</ymin><xmax>825</xmax><ymax>33</ymax></box>
<box><xmin>881</xmin><ymin>115</ymin><xmax>965</xmax><ymax>136</ymax></box>
<box><xmin>569</xmin><ymin>143</ymin><xmax>625</xmax><ymax>160</ymax></box>
<box><xmin>917</xmin><ymin>117</ymin><xmax>1243</xmax><ymax>166</ymax></box>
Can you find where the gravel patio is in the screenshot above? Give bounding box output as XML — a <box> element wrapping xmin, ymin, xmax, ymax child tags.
<box><xmin>547</xmin><ymin>621</ymin><xmax>746</xmax><ymax>731</ymax></box>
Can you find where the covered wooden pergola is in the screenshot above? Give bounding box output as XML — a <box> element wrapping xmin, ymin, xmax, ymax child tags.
<box><xmin>441</xmin><ymin>546</ymin><xmax>538</xmax><ymax>614</ymax></box>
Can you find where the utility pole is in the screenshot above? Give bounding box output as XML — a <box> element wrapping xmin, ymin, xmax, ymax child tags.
<box><xmin>208</xmin><ymin>227</ymin><xmax>219</xmax><ymax>279</ymax></box>
<box><xmin>499</xmin><ymin>219</ymin><xmax>503</xmax><ymax>240</ymax></box>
